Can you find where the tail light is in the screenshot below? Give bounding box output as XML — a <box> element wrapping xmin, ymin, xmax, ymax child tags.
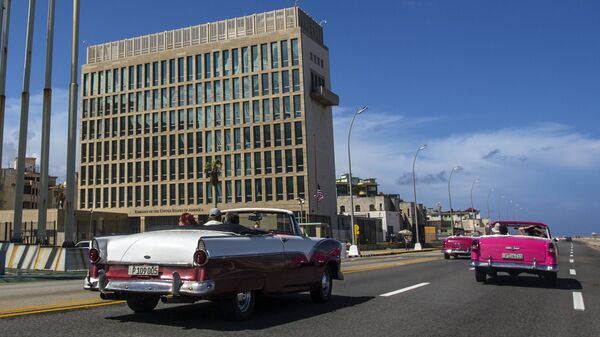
<box><xmin>89</xmin><ymin>248</ymin><xmax>100</xmax><ymax>263</ymax></box>
<box><xmin>548</xmin><ymin>243</ymin><xmax>556</xmax><ymax>255</ymax></box>
<box><xmin>193</xmin><ymin>249</ymin><xmax>209</xmax><ymax>266</ymax></box>
<box><xmin>471</xmin><ymin>240</ymin><xmax>480</xmax><ymax>251</ymax></box>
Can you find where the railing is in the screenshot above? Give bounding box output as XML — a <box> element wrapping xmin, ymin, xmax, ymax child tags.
<box><xmin>1</xmin><ymin>221</ymin><xmax>57</xmax><ymax>245</ymax></box>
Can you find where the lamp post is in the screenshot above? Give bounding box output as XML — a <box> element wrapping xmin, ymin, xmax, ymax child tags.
<box><xmin>497</xmin><ymin>195</ymin><xmax>504</xmax><ymax>220</ymax></box>
<box><xmin>470</xmin><ymin>178</ymin><xmax>479</xmax><ymax>214</ymax></box>
<box><xmin>487</xmin><ymin>187</ymin><xmax>494</xmax><ymax>220</ymax></box>
<box><xmin>88</xmin><ymin>208</ymin><xmax>93</xmax><ymax>240</ymax></box>
<box><xmin>348</xmin><ymin>106</ymin><xmax>367</xmax><ymax>248</ymax></box>
<box><xmin>296</xmin><ymin>197</ymin><xmax>305</xmax><ymax>223</ymax></box>
<box><xmin>448</xmin><ymin>166</ymin><xmax>462</xmax><ymax>236</ymax></box>
<box><xmin>412</xmin><ymin>144</ymin><xmax>427</xmax><ymax>250</ymax></box>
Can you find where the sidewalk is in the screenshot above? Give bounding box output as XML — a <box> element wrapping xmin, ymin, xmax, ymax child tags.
<box><xmin>0</xmin><ymin>269</ymin><xmax>87</xmax><ymax>284</ymax></box>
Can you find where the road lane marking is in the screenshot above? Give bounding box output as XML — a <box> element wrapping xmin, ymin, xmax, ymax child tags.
<box><xmin>570</xmin><ymin>259</ymin><xmax>574</xmax><ymax>263</ymax></box>
<box><xmin>570</xmin><ymin>269</ymin><xmax>576</xmax><ymax>275</ymax></box>
<box><xmin>380</xmin><ymin>282</ymin><xmax>430</xmax><ymax>297</ymax></box>
<box><xmin>469</xmin><ymin>267</ymin><xmax>475</xmax><ymax>271</ymax></box>
<box><xmin>343</xmin><ymin>257</ymin><xmax>441</xmax><ymax>274</ymax></box>
<box><xmin>573</xmin><ymin>292</ymin><xmax>585</xmax><ymax>311</ymax></box>
<box><xmin>0</xmin><ymin>300</ymin><xmax>124</xmax><ymax>318</ymax></box>
<box><xmin>0</xmin><ymin>299</ymin><xmax>107</xmax><ymax>314</ymax></box>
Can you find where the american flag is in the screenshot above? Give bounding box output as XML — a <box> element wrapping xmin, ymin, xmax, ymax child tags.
<box><xmin>314</xmin><ymin>184</ymin><xmax>324</xmax><ymax>201</ymax></box>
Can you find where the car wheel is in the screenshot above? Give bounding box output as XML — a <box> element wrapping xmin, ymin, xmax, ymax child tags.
<box><xmin>310</xmin><ymin>266</ymin><xmax>333</xmax><ymax>303</ymax></box>
<box><xmin>222</xmin><ymin>290</ymin><xmax>256</xmax><ymax>321</ymax></box>
<box><xmin>475</xmin><ymin>267</ymin><xmax>487</xmax><ymax>283</ymax></box>
<box><xmin>545</xmin><ymin>272</ymin><xmax>557</xmax><ymax>286</ymax></box>
<box><xmin>126</xmin><ymin>295</ymin><xmax>159</xmax><ymax>313</ymax></box>
<box><xmin>444</xmin><ymin>253</ymin><xmax>450</xmax><ymax>260</ymax></box>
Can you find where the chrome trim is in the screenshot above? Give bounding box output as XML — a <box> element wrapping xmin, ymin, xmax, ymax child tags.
<box><xmin>84</xmin><ymin>275</ymin><xmax>99</xmax><ymax>290</ymax></box>
<box><xmin>471</xmin><ymin>261</ymin><xmax>559</xmax><ymax>272</ymax></box>
<box><xmin>445</xmin><ymin>249</ymin><xmax>470</xmax><ymax>254</ymax></box>
<box><xmin>101</xmin><ymin>279</ymin><xmax>215</xmax><ymax>296</ymax></box>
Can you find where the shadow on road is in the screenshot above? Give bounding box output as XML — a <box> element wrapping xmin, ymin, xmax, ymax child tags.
<box><xmin>106</xmin><ymin>294</ymin><xmax>373</xmax><ymax>330</ymax></box>
<box><xmin>485</xmin><ymin>275</ymin><xmax>582</xmax><ymax>290</ymax></box>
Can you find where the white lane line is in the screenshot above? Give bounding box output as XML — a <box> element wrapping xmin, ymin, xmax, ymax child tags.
<box><xmin>380</xmin><ymin>282</ymin><xmax>430</xmax><ymax>297</ymax></box>
<box><xmin>570</xmin><ymin>259</ymin><xmax>574</xmax><ymax>263</ymax></box>
<box><xmin>570</xmin><ymin>269</ymin><xmax>576</xmax><ymax>275</ymax></box>
<box><xmin>573</xmin><ymin>292</ymin><xmax>585</xmax><ymax>311</ymax></box>
<box><xmin>570</xmin><ymin>255</ymin><xmax>573</xmax><ymax>258</ymax></box>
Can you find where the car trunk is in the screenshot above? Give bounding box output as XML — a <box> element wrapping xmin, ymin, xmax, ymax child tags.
<box><xmin>446</xmin><ymin>238</ymin><xmax>471</xmax><ymax>250</ymax></box>
<box><xmin>480</xmin><ymin>236</ymin><xmax>549</xmax><ymax>264</ymax></box>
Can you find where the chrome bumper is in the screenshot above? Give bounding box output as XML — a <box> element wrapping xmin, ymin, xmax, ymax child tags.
<box><xmin>84</xmin><ymin>271</ymin><xmax>215</xmax><ymax>297</ymax></box>
<box><xmin>445</xmin><ymin>249</ymin><xmax>470</xmax><ymax>254</ymax></box>
<box><xmin>471</xmin><ymin>261</ymin><xmax>559</xmax><ymax>272</ymax></box>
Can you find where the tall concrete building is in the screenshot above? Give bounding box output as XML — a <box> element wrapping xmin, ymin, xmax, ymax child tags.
<box><xmin>79</xmin><ymin>7</ymin><xmax>338</xmax><ymax>229</ymax></box>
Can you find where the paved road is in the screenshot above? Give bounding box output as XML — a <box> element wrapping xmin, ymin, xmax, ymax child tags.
<box><xmin>0</xmin><ymin>242</ymin><xmax>597</xmax><ymax>337</ymax></box>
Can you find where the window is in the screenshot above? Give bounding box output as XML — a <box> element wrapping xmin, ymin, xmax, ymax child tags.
<box><xmin>161</xmin><ymin>61</ymin><xmax>167</xmax><ymax>85</ymax></box>
<box><xmin>254</xmin><ymin>152</ymin><xmax>262</xmax><ymax>175</ymax></box>
<box><xmin>244</xmin><ymin>153</ymin><xmax>252</xmax><ymax>175</ymax></box>
<box><xmin>294</xmin><ymin>121</ymin><xmax>303</xmax><ymax>144</ymax></box>
<box><xmin>355</xmin><ymin>205</ymin><xmax>361</xmax><ymax>212</ymax></box>
<box><xmin>251</xmin><ymin>45</ymin><xmax>259</xmax><ymax>72</ymax></box>
<box><xmin>232</xmin><ymin>48</ymin><xmax>239</xmax><ymax>74</ymax></box>
<box><xmin>296</xmin><ymin>148</ymin><xmax>304</xmax><ymax>172</ymax></box>
<box><xmin>263</xmin><ymin>125</ymin><xmax>271</xmax><ymax>147</ymax></box>
<box><xmin>265</xmin><ymin>178</ymin><xmax>273</xmax><ymax>201</ymax></box>
<box><xmin>241</xmin><ymin>47</ymin><xmax>249</xmax><ymax>73</ymax></box>
<box><xmin>297</xmin><ymin>176</ymin><xmax>305</xmax><ymax>199</ymax></box>
<box><xmin>263</xmin><ymin>99</ymin><xmax>271</xmax><ymax>122</ymax></box>
<box><xmin>291</xmin><ymin>39</ymin><xmax>299</xmax><ymax>66</ymax></box>
<box><xmin>284</xmin><ymin>123</ymin><xmax>292</xmax><ymax>145</ymax></box>
<box><xmin>285</xmin><ymin>149</ymin><xmax>293</xmax><ymax>172</ymax></box>
<box><xmin>144</xmin><ymin>63</ymin><xmax>150</xmax><ymax>87</ymax></box>
<box><xmin>195</xmin><ymin>54</ymin><xmax>202</xmax><ymax>80</ymax></box>
<box><xmin>204</xmin><ymin>54</ymin><xmax>211</xmax><ymax>78</ymax></box>
<box><xmin>262</xmin><ymin>73</ymin><xmax>269</xmax><ymax>95</ymax></box>
<box><xmin>245</xmin><ymin>179</ymin><xmax>253</xmax><ymax>202</ymax></box>
<box><xmin>294</xmin><ymin>95</ymin><xmax>302</xmax><ymax>117</ymax></box>
<box><xmin>286</xmin><ymin>177</ymin><xmax>294</xmax><ymax>200</ymax></box>
<box><xmin>223</xmin><ymin>50</ymin><xmax>230</xmax><ymax>76</ymax></box>
<box><xmin>282</xmin><ymin>71</ymin><xmax>289</xmax><ymax>93</ymax></box>
<box><xmin>292</xmin><ymin>69</ymin><xmax>300</xmax><ymax>91</ymax></box>
<box><xmin>340</xmin><ymin>206</ymin><xmax>346</xmax><ymax>213</ymax></box>
<box><xmin>272</xmin><ymin>72</ymin><xmax>279</xmax><ymax>94</ymax></box>
<box><xmin>169</xmin><ymin>59</ymin><xmax>175</xmax><ymax>84</ymax></box>
<box><xmin>283</xmin><ymin>96</ymin><xmax>291</xmax><ymax>118</ymax></box>
<box><xmin>213</xmin><ymin>52</ymin><xmax>221</xmax><ymax>77</ymax></box>
<box><xmin>275</xmin><ymin>150</ymin><xmax>282</xmax><ymax>173</ymax></box>
<box><xmin>271</xmin><ymin>42</ymin><xmax>279</xmax><ymax>68</ymax></box>
<box><xmin>264</xmin><ymin>151</ymin><xmax>272</xmax><ymax>174</ymax></box>
<box><xmin>276</xmin><ymin>177</ymin><xmax>283</xmax><ymax>200</ymax></box>
<box><xmin>261</xmin><ymin>43</ymin><xmax>269</xmax><ymax>70</ymax></box>
<box><xmin>255</xmin><ymin>179</ymin><xmax>263</xmax><ymax>201</ymax></box>
<box><xmin>281</xmin><ymin>40</ymin><xmax>288</xmax><ymax>67</ymax></box>
<box><xmin>252</xmin><ymin>75</ymin><xmax>259</xmax><ymax>97</ymax></box>
<box><xmin>186</xmin><ymin>56</ymin><xmax>193</xmax><ymax>81</ymax></box>
<box><xmin>178</xmin><ymin>57</ymin><xmax>184</xmax><ymax>82</ymax></box>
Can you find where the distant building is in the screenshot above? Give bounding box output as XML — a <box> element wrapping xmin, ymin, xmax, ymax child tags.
<box><xmin>336</xmin><ymin>175</ymin><xmax>427</xmax><ymax>244</ymax></box>
<box><xmin>0</xmin><ymin>158</ymin><xmax>58</xmax><ymax>210</ymax></box>
<box><xmin>426</xmin><ymin>207</ymin><xmax>484</xmax><ymax>236</ymax></box>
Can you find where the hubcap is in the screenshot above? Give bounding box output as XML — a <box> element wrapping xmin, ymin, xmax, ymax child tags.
<box><xmin>235</xmin><ymin>291</ymin><xmax>252</xmax><ymax>312</ymax></box>
<box><xmin>321</xmin><ymin>271</ymin><xmax>330</xmax><ymax>295</ymax></box>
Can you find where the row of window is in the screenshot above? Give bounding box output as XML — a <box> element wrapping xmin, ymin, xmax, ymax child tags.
<box><xmin>81</xmin><ymin>97</ymin><xmax>302</xmax><ymax>140</ymax></box>
<box><xmin>79</xmin><ymin>176</ymin><xmax>306</xmax><ymax>209</ymax></box>
<box><xmin>82</xmin><ymin>39</ymin><xmax>299</xmax><ymax>96</ymax></box>
<box><xmin>82</xmin><ymin>70</ymin><xmax>302</xmax><ymax>119</ymax></box>
<box><xmin>80</xmin><ymin>148</ymin><xmax>305</xmax><ymax>186</ymax></box>
<box><xmin>81</xmin><ymin>122</ymin><xmax>304</xmax><ymax>163</ymax></box>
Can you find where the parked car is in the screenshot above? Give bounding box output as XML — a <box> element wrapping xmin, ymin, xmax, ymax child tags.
<box><xmin>442</xmin><ymin>236</ymin><xmax>477</xmax><ymax>259</ymax></box>
<box><xmin>75</xmin><ymin>241</ymin><xmax>91</xmax><ymax>249</ymax></box>
<box><xmin>471</xmin><ymin>221</ymin><xmax>558</xmax><ymax>284</ymax></box>
<box><xmin>84</xmin><ymin>208</ymin><xmax>343</xmax><ymax>320</ymax></box>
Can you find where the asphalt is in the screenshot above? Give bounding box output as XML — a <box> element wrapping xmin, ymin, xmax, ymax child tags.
<box><xmin>0</xmin><ymin>241</ymin><xmax>597</xmax><ymax>337</ymax></box>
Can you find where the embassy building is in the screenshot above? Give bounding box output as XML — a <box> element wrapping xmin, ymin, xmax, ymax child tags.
<box><xmin>79</xmin><ymin>7</ymin><xmax>339</xmax><ymax>231</ymax></box>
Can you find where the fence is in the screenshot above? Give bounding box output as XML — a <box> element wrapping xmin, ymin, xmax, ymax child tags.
<box><xmin>1</xmin><ymin>221</ymin><xmax>57</xmax><ymax>245</ymax></box>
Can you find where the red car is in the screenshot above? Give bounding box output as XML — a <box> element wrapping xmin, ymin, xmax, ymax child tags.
<box><xmin>471</xmin><ymin>221</ymin><xmax>559</xmax><ymax>284</ymax></box>
<box><xmin>442</xmin><ymin>236</ymin><xmax>476</xmax><ymax>259</ymax></box>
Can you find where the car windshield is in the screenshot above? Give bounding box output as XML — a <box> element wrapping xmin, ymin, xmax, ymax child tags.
<box><xmin>230</xmin><ymin>211</ymin><xmax>296</xmax><ymax>235</ymax></box>
<box><xmin>491</xmin><ymin>223</ymin><xmax>549</xmax><ymax>238</ymax></box>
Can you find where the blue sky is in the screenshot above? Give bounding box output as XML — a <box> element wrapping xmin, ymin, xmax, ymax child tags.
<box><xmin>2</xmin><ymin>0</ymin><xmax>599</xmax><ymax>235</ymax></box>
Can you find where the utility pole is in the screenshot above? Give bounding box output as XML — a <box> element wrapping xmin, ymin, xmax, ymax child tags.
<box><xmin>0</xmin><ymin>0</ymin><xmax>11</xmax><ymax>170</ymax></box>
<box><xmin>64</xmin><ymin>0</ymin><xmax>80</xmax><ymax>247</ymax></box>
<box><xmin>37</xmin><ymin>0</ymin><xmax>55</xmax><ymax>244</ymax></box>
<box><xmin>12</xmin><ymin>0</ymin><xmax>36</xmax><ymax>243</ymax></box>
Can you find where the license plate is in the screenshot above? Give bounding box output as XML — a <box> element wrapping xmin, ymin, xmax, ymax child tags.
<box><xmin>502</xmin><ymin>253</ymin><xmax>524</xmax><ymax>260</ymax></box>
<box><xmin>128</xmin><ymin>265</ymin><xmax>159</xmax><ymax>276</ymax></box>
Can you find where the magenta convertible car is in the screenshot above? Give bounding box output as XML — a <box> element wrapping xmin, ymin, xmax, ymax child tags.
<box><xmin>471</xmin><ymin>221</ymin><xmax>559</xmax><ymax>284</ymax></box>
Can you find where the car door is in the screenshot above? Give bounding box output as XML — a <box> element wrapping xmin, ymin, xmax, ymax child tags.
<box><xmin>278</xmin><ymin>233</ymin><xmax>317</xmax><ymax>288</ymax></box>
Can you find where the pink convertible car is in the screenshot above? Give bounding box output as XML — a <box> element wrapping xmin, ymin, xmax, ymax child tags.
<box><xmin>471</xmin><ymin>221</ymin><xmax>559</xmax><ymax>284</ymax></box>
<box><xmin>442</xmin><ymin>236</ymin><xmax>476</xmax><ymax>259</ymax></box>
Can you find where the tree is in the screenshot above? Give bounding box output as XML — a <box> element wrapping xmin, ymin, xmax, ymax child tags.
<box><xmin>204</xmin><ymin>159</ymin><xmax>222</xmax><ymax>208</ymax></box>
<box><xmin>52</xmin><ymin>184</ymin><xmax>66</xmax><ymax>209</ymax></box>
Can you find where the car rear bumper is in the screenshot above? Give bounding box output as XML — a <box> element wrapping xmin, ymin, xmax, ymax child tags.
<box><xmin>84</xmin><ymin>271</ymin><xmax>215</xmax><ymax>297</ymax></box>
<box><xmin>471</xmin><ymin>260</ymin><xmax>559</xmax><ymax>272</ymax></box>
<box><xmin>444</xmin><ymin>249</ymin><xmax>471</xmax><ymax>255</ymax></box>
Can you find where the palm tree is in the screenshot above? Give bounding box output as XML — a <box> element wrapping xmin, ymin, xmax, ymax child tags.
<box><xmin>204</xmin><ymin>159</ymin><xmax>222</xmax><ymax>208</ymax></box>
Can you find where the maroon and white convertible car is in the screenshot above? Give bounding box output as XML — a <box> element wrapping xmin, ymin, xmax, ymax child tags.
<box><xmin>84</xmin><ymin>208</ymin><xmax>343</xmax><ymax>320</ymax></box>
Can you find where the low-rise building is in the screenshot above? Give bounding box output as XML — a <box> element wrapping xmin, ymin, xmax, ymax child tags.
<box><xmin>0</xmin><ymin>158</ymin><xmax>58</xmax><ymax>210</ymax></box>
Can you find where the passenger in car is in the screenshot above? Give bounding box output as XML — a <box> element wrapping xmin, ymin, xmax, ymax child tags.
<box><xmin>204</xmin><ymin>208</ymin><xmax>223</xmax><ymax>226</ymax></box>
<box><xmin>202</xmin><ymin>211</ymin><xmax>266</xmax><ymax>235</ymax></box>
<box><xmin>179</xmin><ymin>212</ymin><xmax>191</xmax><ymax>226</ymax></box>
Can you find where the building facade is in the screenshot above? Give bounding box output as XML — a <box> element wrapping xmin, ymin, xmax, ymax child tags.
<box><xmin>79</xmin><ymin>7</ymin><xmax>338</xmax><ymax>229</ymax></box>
<box><xmin>0</xmin><ymin>158</ymin><xmax>58</xmax><ymax>210</ymax></box>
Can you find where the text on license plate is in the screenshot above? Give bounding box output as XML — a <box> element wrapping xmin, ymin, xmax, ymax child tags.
<box><xmin>128</xmin><ymin>265</ymin><xmax>159</xmax><ymax>276</ymax></box>
<box><xmin>502</xmin><ymin>253</ymin><xmax>524</xmax><ymax>260</ymax></box>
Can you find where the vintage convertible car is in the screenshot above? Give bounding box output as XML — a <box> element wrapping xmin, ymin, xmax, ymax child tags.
<box><xmin>471</xmin><ymin>221</ymin><xmax>559</xmax><ymax>284</ymax></box>
<box><xmin>442</xmin><ymin>236</ymin><xmax>477</xmax><ymax>259</ymax></box>
<box><xmin>84</xmin><ymin>208</ymin><xmax>343</xmax><ymax>319</ymax></box>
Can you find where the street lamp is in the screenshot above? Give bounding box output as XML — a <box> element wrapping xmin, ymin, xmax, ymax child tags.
<box><xmin>470</xmin><ymin>178</ymin><xmax>479</xmax><ymax>213</ymax></box>
<box><xmin>412</xmin><ymin>144</ymin><xmax>427</xmax><ymax>250</ymax></box>
<box><xmin>448</xmin><ymin>165</ymin><xmax>462</xmax><ymax>236</ymax></box>
<box><xmin>348</xmin><ymin>106</ymin><xmax>368</xmax><ymax>248</ymax></box>
<box><xmin>296</xmin><ymin>197</ymin><xmax>305</xmax><ymax>223</ymax></box>
<box><xmin>487</xmin><ymin>187</ymin><xmax>495</xmax><ymax>220</ymax></box>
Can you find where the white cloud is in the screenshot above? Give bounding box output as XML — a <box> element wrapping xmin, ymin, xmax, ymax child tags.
<box><xmin>2</xmin><ymin>88</ymin><xmax>72</xmax><ymax>182</ymax></box>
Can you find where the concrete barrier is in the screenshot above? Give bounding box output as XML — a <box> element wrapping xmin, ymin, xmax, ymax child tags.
<box><xmin>0</xmin><ymin>249</ymin><xmax>5</xmax><ymax>275</ymax></box>
<box><xmin>0</xmin><ymin>244</ymin><xmax>89</xmax><ymax>272</ymax></box>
